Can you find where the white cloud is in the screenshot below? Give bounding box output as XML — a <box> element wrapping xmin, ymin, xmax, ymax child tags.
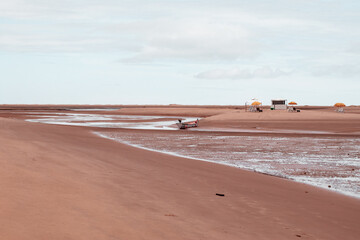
<box><xmin>312</xmin><ymin>64</ymin><xmax>360</xmax><ymax>78</ymax></box>
<box><xmin>0</xmin><ymin>0</ymin><xmax>360</xmax><ymax>105</ymax></box>
<box><xmin>195</xmin><ymin>66</ymin><xmax>291</xmax><ymax>80</ymax></box>
<box><xmin>0</xmin><ymin>0</ymin><xmax>337</xmax><ymax>60</ymax></box>
<box><xmin>122</xmin><ymin>19</ymin><xmax>257</xmax><ymax>62</ymax></box>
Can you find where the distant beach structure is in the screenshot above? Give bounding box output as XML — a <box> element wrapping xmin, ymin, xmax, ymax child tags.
<box><xmin>271</xmin><ymin>99</ymin><xmax>287</xmax><ymax>110</ymax></box>
<box><xmin>334</xmin><ymin>103</ymin><xmax>346</xmax><ymax>113</ymax></box>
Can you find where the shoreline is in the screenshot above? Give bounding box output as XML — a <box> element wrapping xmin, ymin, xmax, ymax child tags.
<box><xmin>93</xmin><ymin>131</ymin><xmax>360</xmax><ymax>199</ymax></box>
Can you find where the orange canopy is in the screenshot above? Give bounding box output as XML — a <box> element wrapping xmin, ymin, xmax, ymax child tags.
<box><xmin>288</xmin><ymin>101</ymin><xmax>297</xmax><ymax>105</ymax></box>
<box><xmin>334</xmin><ymin>103</ymin><xmax>345</xmax><ymax>107</ymax></box>
<box><xmin>251</xmin><ymin>101</ymin><xmax>262</xmax><ymax>106</ymax></box>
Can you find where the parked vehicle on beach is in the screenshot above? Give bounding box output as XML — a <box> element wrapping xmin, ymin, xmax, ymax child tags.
<box><xmin>176</xmin><ymin>119</ymin><xmax>199</xmax><ymax>129</ymax></box>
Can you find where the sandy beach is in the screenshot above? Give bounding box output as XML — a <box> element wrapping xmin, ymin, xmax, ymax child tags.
<box><xmin>1</xmin><ymin>105</ymin><xmax>360</xmax><ymax>239</ymax></box>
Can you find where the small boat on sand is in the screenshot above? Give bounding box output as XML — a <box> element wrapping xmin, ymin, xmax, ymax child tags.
<box><xmin>176</xmin><ymin>119</ymin><xmax>199</xmax><ymax>129</ymax></box>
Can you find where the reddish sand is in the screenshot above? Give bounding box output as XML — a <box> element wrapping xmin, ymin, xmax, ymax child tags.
<box><xmin>1</xmin><ymin>105</ymin><xmax>360</xmax><ymax>240</ymax></box>
<box><xmin>116</xmin><ymin>107</ymin><xmax>360</xmax><ymax>134</ymax></box>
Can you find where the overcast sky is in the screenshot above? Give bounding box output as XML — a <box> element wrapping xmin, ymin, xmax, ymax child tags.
<box><xmin>0</xmin><ymin>0</ymin><xmax>359</xmax><ymax>105</ymax></box>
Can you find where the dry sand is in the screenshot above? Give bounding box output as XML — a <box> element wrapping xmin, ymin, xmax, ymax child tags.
<box><xmin>1</xmin><ymin>105</ymin><xmax>360</xmax><ymax>239</ymax></box>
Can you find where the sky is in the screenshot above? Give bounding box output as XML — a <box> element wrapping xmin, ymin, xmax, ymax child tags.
<box><xmin>0</xmin><ymin>0</ymin><xmax>359</xmax><ymax>105</ymax></box>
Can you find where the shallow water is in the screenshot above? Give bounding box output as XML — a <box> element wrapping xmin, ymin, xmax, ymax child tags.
<box><xmin>24</xmin><ymin>112</ymin><xmax>360</xmax><ymax>198</ymax></box>
<box><xmin>95</xmin><ymin>131</ymin><xmax>360</xmax><ymax>198</ymax></box>
<box><xmin>26</xmin><ymin>112</ymin><xmax>198</xmax><ymax>130</ymax></box>
<box><xmin>69</xmin><ymin>108</ymin><xmax>121</xmax><ymax>111</ymax></box>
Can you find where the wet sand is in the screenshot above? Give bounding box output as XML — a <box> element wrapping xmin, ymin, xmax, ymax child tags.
<box><xmin>96</xmin><ymin>130</ymin><xmax>360</xmax><ymax>197</ymax></box>
<box><xmin>1</xmin><ymin>105</ymin><xmax>360</xmax><ymax>239</ymax></box>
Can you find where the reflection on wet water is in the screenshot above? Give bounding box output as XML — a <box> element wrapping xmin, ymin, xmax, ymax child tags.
<box><xmin>26</xmin><ymin>113</ymin><xmax>198</xmax><ymax>130</ymax></box>
<box><xmin>95</xmin><ymin>131</ymin><xmax>360</xmax><ymax>198</ymax></box>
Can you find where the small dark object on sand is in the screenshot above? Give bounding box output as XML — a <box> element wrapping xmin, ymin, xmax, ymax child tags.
<box><xmin>164</xmin><ymin>214</ymin><xmax>176</xmax><ymax>217</ymax></box>
<box><xmin>296</xmin><ymin>234</ymin><xmax>302</xmax><ymax>237</ymax></box>
<box><xmin>216</xmin><ymin>193</ymin><xmax>225</xmax><ymax>197</ymax></box>
<box><xmin>328</xmin><ymin>185</ymin><xmax>331</xmax><ymax>188</ymax></box>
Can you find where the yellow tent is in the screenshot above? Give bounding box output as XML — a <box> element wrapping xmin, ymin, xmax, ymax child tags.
<box><xmin>334</xmin><ymin>103</ymin><xmax>346</xmax><ymax>107</ymax></box>
<box><xmin>288</xmin><ymin>101</ymin><xmax>297</xmax><ymax>105</ymax></box>
<box><xmin>251</xmin><ymin>101</ymin><xmax>262</xmax><ymax>106</ymax></box>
